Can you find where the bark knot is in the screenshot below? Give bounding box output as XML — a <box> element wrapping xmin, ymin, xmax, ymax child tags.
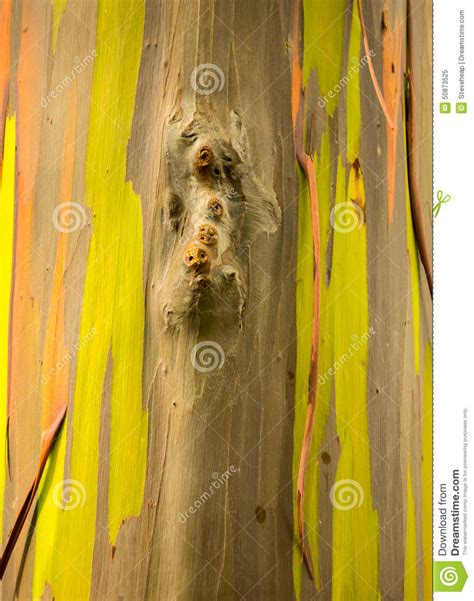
<box><xmin>159</xmin><ymin>111</ymin><xmax>281</xmax><ymax>329</ymax></box>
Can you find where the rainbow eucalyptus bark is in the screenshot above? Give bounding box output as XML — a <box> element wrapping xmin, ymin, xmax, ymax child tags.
<box><xmin>1</xmin><ymin>1</ymin><xmax>432</xmax><ymax>600</ymax></box>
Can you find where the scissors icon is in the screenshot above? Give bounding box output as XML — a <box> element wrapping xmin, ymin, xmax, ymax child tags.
<box><xmin>433</xmin><ymin>190</ymin><xmax>451</xmax><ymax>217</ymax></box>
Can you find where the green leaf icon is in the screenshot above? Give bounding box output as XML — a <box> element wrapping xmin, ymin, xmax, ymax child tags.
<box><xmin>434</xmin><ymin>562</ymin><xmax>468</xmax><ymax>592</ymax></box>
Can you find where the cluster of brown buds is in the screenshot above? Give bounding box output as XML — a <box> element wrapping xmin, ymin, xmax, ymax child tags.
<box><xmin>182</xmin><ymin>144</ymin><xmax>230</xmax><ymax>286</ymax></box>
<box><xmin>182</xmin><ymin>220</ymin><xmax>220</xmax><ymax>281</ymax></box>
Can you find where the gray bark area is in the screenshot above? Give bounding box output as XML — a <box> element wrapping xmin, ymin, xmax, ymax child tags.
<box><xmin>116</xmin><ymin>1</ymin><xmax>298</xmax><ymax>599</ymax></box>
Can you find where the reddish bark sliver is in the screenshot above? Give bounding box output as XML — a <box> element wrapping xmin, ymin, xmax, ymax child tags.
<box><xmin>0</xmin><ymin>406</ymin><xmax>66</xmax><ymax>579</ymax></box>
<box><xmin>291</xmin><ymin>0</ymin><xmax>320</xmax><ymax>581</ymax></box>
<box><xmin>406</xmin><ymin>0</ymin><xmax>433</xmax><ymax>296</ymax></box>
<box><xmin>357</xmin><ymin>0</ymin><xmax>396</xmax><ymax>130</ymax></box>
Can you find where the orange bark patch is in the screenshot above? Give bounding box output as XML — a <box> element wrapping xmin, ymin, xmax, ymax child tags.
<box><xmin>291</xmin><ymin>0</ymin><xmax>302</xmax><ymax>129</ymax></box>
<box><xmin>382</xmin><ymin>8</ymin><xmax>403</xmax><ymax>223</ymax></box>
<box><xmin>8</xmin><ymin>0</ymin><xmax>45</xmax><ymax>477</ymax></box>
<box><xmin>1</xmin><ymin>83</ymin><xmax>77</xmax><ymax>579</ymax></box>
<box><xmin>41</xmin><ymin>83</ymin><xmax>77</xmax><ymax>432</ymax></box>
<box><xmin>9</xmin><ymin>0</ymin><xmax>46</xmax><ymax>403</ymax></box>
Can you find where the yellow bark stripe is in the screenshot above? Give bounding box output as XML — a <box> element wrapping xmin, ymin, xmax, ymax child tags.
<box><xmin>51</xmin><ymin>0</ymin><xmax>67</xmax><ymax>52</ymax></box>
<box><xmin>293</xmin><ymin>3</ymin><xmax>374</xmax><ymax>595</ymax></box>
<box><xmin>292</xmin><ymin>137</ymin><xmax>335</xmax><ymax>593</ymax></box>
<box><xmin>293</xmin><ymin>165</ymin><xmax>315</xmax><ymax>599</ymax></box>
<box><xmin>0</xmin><ymin>115</ymin><xmax>16</xmax><ymax>541</ymax></box>
<box><xmin>331</xmin><ymin>160</ymin><xmax>379</xmax><ymax>600</ymax></box>
<box><xmin>404</xmin><ymin>458</ymin><xmax>418</xmax><ymax>600</ymax></box>
<box><xmin>305</xmin><ymin>128</ymin><xmax>335</xmax><ymax>590</ymax></box>
<box><xmin>302</xmin><ymin>0</ymin><xmax>346</xmax><ymax>116</ymax></box>
<box><xmin>346</xmin><ymin>0</ymin><xmax>362</xmax><ymax>164</ymax></box>
<box><xmin>292</xmin><ymin>127</ymin><xmax>335</xmax><ymax>594</ymax></box>
<box><xmin>33</xmin><ymin>1</ymin><xmax>147</xmax><ymax>597</ymax></box>
<box><xmin>293</xmin><ymin>2</ymin><xmax>349</xmax><ymax>595</ymax></box>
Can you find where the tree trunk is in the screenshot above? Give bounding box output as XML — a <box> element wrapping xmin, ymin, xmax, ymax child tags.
<box><xmin>0</xmin><ymin>1</ymin><xmax>432</xmax><ymax>600</ymax></box>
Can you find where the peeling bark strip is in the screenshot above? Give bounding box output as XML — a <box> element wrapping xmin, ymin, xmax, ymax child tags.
<box><xmin>0</xmin><ymin>408</ymin><xmax>66</xmax><ymax>579</ymax></box>
<box><xmin>357</xmin><ymin>0</ymin><xmax>395</xmax><ymax>130</ymax></box>
<box><xmin>406</xmin><ymin>0</ymin><xmax>433</xmax><ymax>295</ymax></box>
<box><xmin>291</xmin><ymin>0</ymin><xmax>320</xmax><ymax>580</ymax></box>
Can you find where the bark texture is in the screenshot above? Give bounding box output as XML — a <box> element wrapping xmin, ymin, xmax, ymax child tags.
<box><xmin>0</xmin><ymin>1</ymin><xmax>432</xmax><ymax>600</ymax></box>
